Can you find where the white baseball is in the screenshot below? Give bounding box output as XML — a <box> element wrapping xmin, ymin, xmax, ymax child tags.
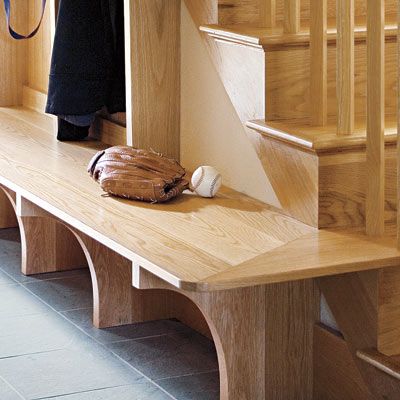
<box><xmin>191</xmin><ymin>166</ymin><xmax>222</xmax><ymax>198</ymax></box>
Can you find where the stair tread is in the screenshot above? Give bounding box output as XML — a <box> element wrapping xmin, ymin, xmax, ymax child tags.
<box><xmin>200</xmin><ymin>14</ymin><xmax>397</xmax><ymax>48</ymax></box>
<box><xmin>247</xmin><ymin>115</ymin><xmax>398</xmax><ymax>153</ymax></box>
<box><xmin>357</xmin><ymin>349</ymin><xmax>400</xmax><ymax>380</ymax></box>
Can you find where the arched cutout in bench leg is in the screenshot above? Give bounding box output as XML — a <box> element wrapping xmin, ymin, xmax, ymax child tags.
<box><xmin>135</xmin><ymin>267</ymin><xmax>317</xmax><ymax>400</ymax></box>
<box><xmin>68</xmin><ymin>231</ymin><xmax>169</xmax><ymax>329</ymax></box>
<box><xmin>0</xmin><ymin>187</ymin><xmax>17</xmax><ymax>229</ymax></box>
<box><xmin>2</xmin><ymin>191</ymin><xmax>87</xmax><ymax>275</ymax></box>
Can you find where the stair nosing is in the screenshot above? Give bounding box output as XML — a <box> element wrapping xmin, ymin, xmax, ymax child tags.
<box><xmin>201</xmin><ymin>22</ymin><xmax>398</xmax><ymax>50</ymax></box>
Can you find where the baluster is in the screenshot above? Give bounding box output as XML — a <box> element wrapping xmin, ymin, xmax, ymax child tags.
<box><xmin>366</xmin><ymin>0</ymin><xmax>385</xmax><ymax>236</ymax></box>
<box><xmin>310</xmin><ymin>0</ymin><xmax>327</xmax><ymax>126</ymax></box>
<box><xmin>259</xmin><ymin>0</ymin><xmax>276</xmax><ymax>28</ymax></box>
<box><xmin>337</xmin><ymin>0</ymin><xmax>354</xmax><ymax>135</ymax></box>
<box><xmin>284</xmin><ymin>0</ymin><xmax>300</xmax><ymax>34</ymax></box>
<box><xmin>398</xmin><ymin>0</ymin><xmax>400</xmax><ymax>247</ymax></box>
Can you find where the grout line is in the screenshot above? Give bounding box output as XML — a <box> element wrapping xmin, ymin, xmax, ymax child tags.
<box><xmin>0</xmin><ymin>243</ymin><xmax>217</xmax><ymax>400</ymax></box>
<box><xmin>156</xmin><ymin>369</ymin><xmax>220</xmax><ymax>382</ymax></box>
<box><xmin>0</xmin><ymin>349</ymin><xmax>65</xmax><ymax>361</ymax></box>
<box><xmin>18</xmin><ymin>283</ymin><xmax>179</xmax><ymax>400</ymax></box>
<box><xmin>31</xmin><ymin>384</ymin><xmax>143</xmax><ymax>400</ymax></box>
<box><xmin>0</xmin><ymin>375</ymin><xmax>26</xmax><ymax>399</ymax></box>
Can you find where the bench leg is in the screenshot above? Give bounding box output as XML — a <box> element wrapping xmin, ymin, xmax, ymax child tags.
<box><xmin>19</xmin><ymin>217</ymin><xmax>87</xmax><ymax>275</ymax></box>
<box><xmin>1</xmin><ymin>192</ymin><xmax>87</xmax><ymax>275</ymax></box>
<box><xmin>73</xmin><ymin>232</ymin><xmax>169</xmax><ymax>328</ymax></box>
<box><xmin>136</xmin><ymin>269</ymin><xmax>317</xmax><ymax>400</ymax></box>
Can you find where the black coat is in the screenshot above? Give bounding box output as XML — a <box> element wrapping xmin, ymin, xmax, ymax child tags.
<box><xmin>46</xmin><ymin>0</ymin><xmax>125</xmax><ymax>116</ymax></box>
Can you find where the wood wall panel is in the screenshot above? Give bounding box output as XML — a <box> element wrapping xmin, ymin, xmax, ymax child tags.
<box><xmin>267</xmin><ymin>41</ymin><xmax>397</xmax><ymax>121</ymax></box>
<box><xmin>253</xmin><ymin>136</ymin><xmax>319</xmax><ymax>227</ymax></box>
<box><xmin>319</xmin><ymin>145</ymin><xmax>397</xmax><ymax>229</ymax></box>
<box><xmin>27</xmin><ymin>1</ymin><xmax>52</xmax><ymax>94</ymax></box>
<box><xmin>378</xmin><ymin>267</ymin><xmax>400</xmax><ymax>356</ymax></box>
<box><xmin>219</xmin><ymin>0</ymin><xmax>398</xmax><ymax>25</ymax></box>
<box><xmin>125</xmin><ymin>0</ymin><xmax>181</xmax><ymax>159</ymax></box>
<box><xmin>314</xmin><ymin>325</ymin><xmax>373</xmax><ymax>400</ymax></box>
<box><xmin>0</xmin><ymin>2</ymin><xmax>27</xmax><ymax>106</ymax></box>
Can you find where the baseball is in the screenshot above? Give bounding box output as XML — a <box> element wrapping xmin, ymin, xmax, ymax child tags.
<box><xmin>191</xmin><ymin>166</ymin><xmax>222</xmax><ymax>198</ymax></box>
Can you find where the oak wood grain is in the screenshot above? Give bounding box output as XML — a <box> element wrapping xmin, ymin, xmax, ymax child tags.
<box><xmin>366</xmin><ymin>0</ymin><xmax>385</xmax><ymax>236</ymax></box>
<box><xmin>318</xmin><ymin>272</ymin><xmax>400</xmax><ymax>399</ymax></box>
<box><xmin>0</xmin><ymin>107</ymin><xmax>318</xmax><ymax>291</ymax></box>
<box><xmin>314</xmin><ymin>325</ymin><xmax>374</xmax><ymax>399</ymax></box>
<box><xmin>310</xmin><ymin>0</ymin><xmax>327</xmax><ymax>126</ymax></box>
<box><xmin>136</xmin><ymin>267</ymin><xmax>317</xmax><ymax>400</ymax></box>
<box><xmin>336</xmin><ymin>0</ymin><xmax>354</xmax><ymax>135</ymax></box>
<box><xmin>124</xmin><ymin>0</ymin><xmax>180</xmax><ymax>159</ymax></box>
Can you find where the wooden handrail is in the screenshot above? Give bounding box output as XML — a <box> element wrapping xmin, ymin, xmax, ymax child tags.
<box><xmin>336</xmin><ymin>0</ymin><xmax>354</xmax><ymax>136</ymax></box>
<box><xmin>259</xmin><ymin>0</ymin><xmax>276</xmax><ymax>28</ymax></box>
<box><xmin>310</xmin><ymin>0</ymin><xmax>327</xmax><ymax>126</ymax></box>
<box><xmin>284</xmin><ymin>0</ymin><xmax>300</xmax><ymax>33</ymax></box>
<box><xmin>366</xmin><ymin>0</ymin><xmax>385</xmax><ymax>236</ymax></box>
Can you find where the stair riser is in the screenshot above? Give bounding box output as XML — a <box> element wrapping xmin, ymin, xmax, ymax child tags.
<box><xmin>256</xmin><ymin>134</ymin><xmax>397</xmax><ymax>229</ymax></box>
<box><xmin>267</xmin><ymin>40</ymin><xmax>397</xmax><ymax>121</ymax></box>
<box><xmin>319</xmin><ymin>146</ymin><xmax>397</xmax><ymax>229</ymax></box>
<box><xmin>219</xmin><ymin>0</ymin><xmax>397</xmax><ymax>25</ymax></box>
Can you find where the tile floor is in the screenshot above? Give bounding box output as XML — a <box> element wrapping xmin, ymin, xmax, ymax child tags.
<box><xmin>0</xmin><ymin>228</ymin><xmax>220</xmax><ymax>400</ymax></box>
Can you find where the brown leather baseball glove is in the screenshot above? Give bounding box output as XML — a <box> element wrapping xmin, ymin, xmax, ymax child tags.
<box><xmin>88</xmin><ymin>146</ymin><xmax>189</xmax><ymax>203</ymax></box>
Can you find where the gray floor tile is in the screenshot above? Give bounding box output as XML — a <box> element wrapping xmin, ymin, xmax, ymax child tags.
<box><xmin>42</xmin><ymin>383</ymin><xmax>172</xmax><ymax>400</ymax></box>
<box><xmin>107</xmin><ymin>331</ymin><xmax>218</xmax><ymax>380</ymax></box>
<box><xmin>0</xmin><ymin>341</ymin><xmax>144</xmax><ymax>400</ymax></box>
<box><xmin>0</xmin><ymin>377</ymin><xmax>23</xmax><ymax>400</ymax></box>
<box><xmin>0</xmin><ymin>269</ymin><xmax>17</xmax><ymax>286</ymax></box>
<box><xmin>0</xmin><ymin>228</ymin><xmax>21</xmax><ymax>259</ymax></box>
<box><xmin>62</xmin><ymin>308</ymin><xmax>192</xmax><ymax>344</ymax></box>
<box><xmin>157</xmin><ymin>372</ymin><xmax>219</xmax><ymax>400</ymax></box>
<box><xmin>0</xmin><ymin>312</ymin><xmax>85</xmax><ymax>359</ymax></box>
<box><xmin>0</xmin><ymin>285</ymin><xmax>49</xmax><ymax>320</ymax></box>
<box><xmin>0</xmin><ymin>242</ymin><xmax>87</xmax><ymax>284</ymax></box>
<box><xmin>23</xmin><ymin>273</ymin><xmax>93</xmax><ymax>311</ymax></box>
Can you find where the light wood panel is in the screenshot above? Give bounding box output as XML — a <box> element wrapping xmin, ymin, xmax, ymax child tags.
<box><xmin>283</xmin><ymin>0</ymin><xmax>300</xmax><ymax>33</ymax></box>
<box><xmin>310</xmin><ymin>0</ymin><xmax>327</xmax><ymax>126</ymax></box>
<box><xmin>259</xmin><ymin>0</ymin><xmax>276</xmax><ymax>27</ymax></box>
<box><xmin>358</xmin><ymin>349</ymin><xmax>400</xmax><ymax>381</ymax></box>
<box><xmin>0</xmin><ymin>2</ymin><xmax>27</xmax><ymax>106</ymax></box>
<box><xmin>247</xmin><ymin>117</ymin><xmax>398</xmax><ymax>229</ymax></box>
<box><xmin>124</xmin><ymin>0</ymin><xmax>180</xmax><ymax>159</ymax></box>
<box><xmin>253</xmin><ymin>134</ymin><xmax>319</xmax><ymax>227</ymax></box>
<box><xmin>90</xmin><ymin>117</ymin><xmax>127</xmax><ymax>146</ymax></box>
<box><xmin>27</xmin><ymin>0</ymin><xmax>52</xmax><ymax>93</ymax></box>
<box><xmin>366</xmin><ymin>0</ymin><xmax>385</xmax><ymax>236</ymax></box>
<box><xmin>314</xmin><ymin>325</ymin><xmax>374</xmax><ymax>399</ymax></box>
<box><xmin>136</xmin><ymin>267</ymin><xmax>317</xmax><ymax>400</ymax></box>
<box><xmin>264</xmin><ymin>279</ymin><xmax>317</xmax><ymax>399</ymax></box>
<box><xmin>200</xmin><ymin>229</ymin><xmax>400</xmax><ymax>290</ymax></box>
<box><xmin>0</xmin><ymin>107</ymin><xmax>318</xmax><ymax>291</ymax></box>
<box><xmin>16</xmin><ymin>196</ymin><xmax>87</xmax><ymax>276</ymax></box>
<box><xmin>204</xmin><ymin>21</ymin><xmax>398</xmax><ymax>122</ymax></box>
<box><xmin>319</xmin><ymin>145</ymin><xmax>397</xmax><ymax>229</ymax></box>
<box><xmin>336</xmin><ymin>0</ymin><xmax>354</xmax><ymax>135</ymax></box>
<box><xmin>377</xmin><ymin>267</ymin><xmax>400</xmax><ymax>356</ymax></box>
<box><xmin>218</xmin><ymin>0</ymin><xmax>398</xmax><ymax>25</ymax></box>
<box><xmin>318</xmin><ymin>272</ymin><xmax>400</xmax><ymax>399</ymax></box>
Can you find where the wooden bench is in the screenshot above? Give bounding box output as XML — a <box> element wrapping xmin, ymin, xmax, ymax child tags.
<box><xmin>1</xmin><ymin>106</ymin><xmax>400</xmax><ymax>399</ymax></box>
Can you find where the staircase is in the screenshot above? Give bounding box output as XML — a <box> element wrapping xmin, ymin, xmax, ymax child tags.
<box><xmin>184</xmin><ymin>0</ymin><xmax>399</xmax><ymax>230</ymax></box>
<box><xmin>184</xmin><ymin>0</ymin><xmax>400</xmax><ymax>398</ymax></box>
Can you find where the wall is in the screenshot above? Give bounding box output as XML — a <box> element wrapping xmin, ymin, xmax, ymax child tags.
<box><xmin>180</xmin><ymin>3</ymin><xmax>279</xmax><ymax>206</ymax></box>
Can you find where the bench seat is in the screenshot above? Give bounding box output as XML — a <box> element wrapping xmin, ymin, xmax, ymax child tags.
<box><xmin>0</xmin><ymin>107</ymin><xmax>399</xmax><ymax>293</ymax></box>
